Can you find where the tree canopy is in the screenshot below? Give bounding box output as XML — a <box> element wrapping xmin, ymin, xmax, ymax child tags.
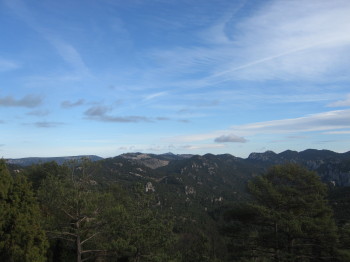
<box><xmin>246</xmin><ymin>164</ymin><xmax>338</xmax><ymax>261</ymax></box>
<box><xmin>0</xmin><ymin>160</ymin><xmax>48</xmax><ymax>262</ymax></box>
<box><xmin>2</xmin><ymin>158</ymin><xmax>350</xmax><ymax>262</ymax></box>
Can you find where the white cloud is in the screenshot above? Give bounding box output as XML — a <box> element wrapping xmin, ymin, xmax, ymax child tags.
<box><xmin>214</xmin><ymin>134</ymin><xmax>247</xmax><ymax>143</ymax></box>
<box><xmin>150</xmin><ymin>0</ymin><xmax>350</xmax><ymax>84</ymax></box>
<box><xmin>143</xmin><ymin>92</ymin><xmax>167</xmax><ymax>101</ymax></box>
<box><xmin>212</xmin><ymin>0</ymin><xmax>350</xmax><ymax>82</ymax></box>
<box><xmin>84</xmin><ymin>105</ymin><xmax>158</xmax><ymax>123</ymax></box>
<box><xmin>0</xmin><ymin>94</ymin><xmax>42</xmax><ymax>108</ymax></box>
<box><xmin>168</xmin><ymin>109</ymin><xmax>350</xmax><ymax>144</ymax></box>
<box><xmin>4</xmin><ymin>0</ymin><xmax>89</xmax><ymax>77</ymax></box>
<box><xmin>61</xmin><ymin>99</ymin><xmax>85</xmax><ymax>108</ymax></box>
<box><xmin>327</xmin><ymin>94</ymin><xmax>350</xmax><ymax>107</ymax></box>
<box><xmin>231</xmin><ymin>109</ymin><xmax>350</xmax><ymax>135</ymax></box>
<box><xmin>48</xmin><ymin>37</ymin><xmax>89</xmax><ymax>75</ymax></box>
<box><xmin>323</xmin><ymin>130</ymin><xmax>350</xmax><ymax>135</ymax></box>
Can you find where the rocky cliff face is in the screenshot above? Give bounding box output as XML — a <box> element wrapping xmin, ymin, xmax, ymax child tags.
<box><xmin>120</xmin><ymin>152</ymin><xmax>192</xmax><ymax>169</ymax></box>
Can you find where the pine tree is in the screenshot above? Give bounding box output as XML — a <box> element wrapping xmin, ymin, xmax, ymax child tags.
<box><xmin>38</xmin><ymin>160</ymin><xmax>178</xmax><ymax>262</ymax></box>
<box><xmin>0</xmin><ymin>160</ymin><xmax>48</xmax><ymax>262</ymax></box>
<box><xmin>38</xmin><ymin>160</ymin><xmax>110</xmax><ymax>262</ymax></box>
<box><xmin>247</xmin><ymin>164</ymin><xmax>338</xmax><ymax>261</ymax></box>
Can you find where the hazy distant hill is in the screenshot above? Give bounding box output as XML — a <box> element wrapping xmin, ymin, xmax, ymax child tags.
<box><xmin>6</xmin><ymin>155</ymin><xmax>103</xmax><ymax>166</ymax></box>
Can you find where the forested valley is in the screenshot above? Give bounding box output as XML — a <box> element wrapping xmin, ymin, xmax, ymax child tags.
<box><xmin>1</xmin><ymin>150</ymin><xmax>350</xmax><ymax>262</ymax></box>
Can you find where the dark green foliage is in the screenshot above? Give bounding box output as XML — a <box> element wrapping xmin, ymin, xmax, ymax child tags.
<box><xmin>329</xmin><ymin>186</ymin><xmax>350</xmax><ymax>223</ymax></box>
<box><xmin>97</xmin><ymin>184</ymin><xmax>178</xmax><ymax>262</ymax></box>
<box><xmin>329</xmin><ymin>187</ymin><xmax>350</xmax><ymax>261</ymax></box>
<box><xmin>337</xmin><ymin>223</ymin><xmax>350</xmax><ymax>262</ymax></box>
<box><xmin>38</xmin><ymin>160</ymin><xmax>121</xmax><ymax>262</ymax></box>
<box><xmin>24</xmin><ymin>161</ymin><xmax>64</xmax><ymax>190</ymax></box>
<box><xmin>246</xmin><ymin>164</ymin><xmax>339</xmax><ymax>261</ymax></box>
<box><xmin>175</xmin><ymin>232</ymin><xmax>210</xmax><ymax>262</ymax></box>
<box><xmin>4</xmin><ymin>153</ymin><xmax>350</xmax><ymax>262</ymax></box>
<box><xmin>0</xmin><ymin>160</ymin><xmax>48</xmax><ymax>262</ymax></box>
<box><xmin>219</xmin><ymin>203</ymin><xmax>262</xmax><ymax>261</ymax></box>
<box><xmin>38</xmin><ymin>160</ymin><xmax>178</xmax><ymax>262</ymax></box>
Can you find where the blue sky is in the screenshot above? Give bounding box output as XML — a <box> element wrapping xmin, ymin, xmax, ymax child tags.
<box><xmin>1</xmin><ymin>0</ymin><xmax>350</xmax><ymax>158</ymax></box>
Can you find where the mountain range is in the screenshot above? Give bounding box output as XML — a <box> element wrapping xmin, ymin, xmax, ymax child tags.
<box><xmin>6</xmin><ymin>149</ymin><xmax>350</xmax><ymax>188</ymax></box>
<box><xmin>4</xmin><ymin>148</ymin><xmax>350</xmax><ymax>232</ymax></box>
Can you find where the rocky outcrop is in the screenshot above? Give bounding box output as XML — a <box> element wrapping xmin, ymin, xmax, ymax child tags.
<box><xmin>145</xmin><ymin>182</ymin><xmax>155</xmax><ymax>192</ymax></box>
<box><xmin>121</xmin><ymin>153</ymin><xmax>169</xmax><ymax>169</ymax></box>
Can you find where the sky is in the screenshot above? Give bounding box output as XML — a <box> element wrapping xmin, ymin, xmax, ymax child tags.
<box><xmin>1</xmin><ymin>0</ymin><xmax>350</xmax><ymax>159</ymax></box>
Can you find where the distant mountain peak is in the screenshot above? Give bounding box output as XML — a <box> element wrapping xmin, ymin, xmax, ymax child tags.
<box><xmin>160</xmin><ymin>152</ymin><xmax>176</xmax><ymax>156</ymax></box>
<box><xmin>248</xmin><ymin>150</ymin><xmax>277</xmax><ymax>161</ymax></box>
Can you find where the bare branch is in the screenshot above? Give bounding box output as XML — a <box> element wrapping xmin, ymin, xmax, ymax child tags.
<box><xmin>81</xmin><ymin>232</ymin><xmax>100</xmax><ymax>246</ymax></box>
<box><xmin>61</xmin><ymin>208</ymin><xmax>76</xmax><ymax>220</ymax></box>
<box><xmin>77</xmin><ymin>216</ymin><xmax>88</xmax><ymax>224</ymax></box>
<box><xmin>47</xmin><ymin>230</ymin><xmax>77</xmax><ymax>237</ymax></box>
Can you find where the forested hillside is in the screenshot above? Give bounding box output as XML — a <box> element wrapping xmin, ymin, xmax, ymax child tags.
<box><xmin>2</xmin><ymin>149</ymin><xmax>350</xmax><ymax>261</ymax></box>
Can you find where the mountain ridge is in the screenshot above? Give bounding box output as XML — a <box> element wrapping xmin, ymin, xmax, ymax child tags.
<box><xmin>6</xmin><ymin>155</ymin><xmax>103</xmax><ymax>166</ymax></box>
<box><xmin>7</xmin><ymin>148</ymin><xmax>350</xmax><ymax>165</ymax></box>
<box><xmin>5</xmin><ymin>149</ymin><xmax>350</xmax><ymax>186</ymax></box>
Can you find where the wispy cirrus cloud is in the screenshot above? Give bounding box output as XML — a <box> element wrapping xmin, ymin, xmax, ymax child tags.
<box><xmin>150</xmin><ymin>0</ymin><xmax>350</xmax><ymax>84</ymax></box>
<box><xmin>48</xmin><ymin>37</ymin><xmax>89</xmax><ymax>75</ymax></box>
<box><xmin>327</xmin><ymin>94</ymin><xmax>350</xmax><ymax>107</ymax></box>
<box><xmin>0</xmin><ymin>94</ymin><xmax>42</xmax><ymax>108</ymax></box>
<box><xmin>143</xmin><ymin>92</ymin><xmax>167</xmax><ymax>101</ymax></box>
<box><xmin>231</xmin><ymin>109</ymin><xmax>350</xmax><ymax>135</ymax></box>
<box><xmin>169</xmin><ymin>109</ymin><xmax>350</xmax><ymax>144</ymax></box>
<box><xmin>0</xmin><ymin>58</ymin><xmax>20</xmax><ymax>72</ymax></box>
<box><xmin>4</xmin><ymin>0</ymin><xmax>89</xmax><ymax>76</ymax></box>
<box><xmin>215</xmin><ymin>0</ymin><xmax>350</xmax><ymax>82</ymax></box>
<box><xmin>323</xmin><ymin>130</ymin><xmax>350</xmax><ymax>135</ymax></box>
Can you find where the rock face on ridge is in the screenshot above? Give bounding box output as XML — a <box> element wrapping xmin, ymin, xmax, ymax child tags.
<box><xmin>120</xmin><ymin>152</ymin><xmax>193</xmax><ymax>169</ymax></box>
<box><xmin>120</xmin><ymin>153</ymin><xmax>170</xmax><ymax>169</ymax></box>
<box><xmin>7</xmin><ymin>149</ymin><xmax>350</xmax><ymax>187</ymax></box>
<box><xmin>247</xmin><ymin>149</ymin><xmax>350</xmax><ymax>186</ymax></box>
